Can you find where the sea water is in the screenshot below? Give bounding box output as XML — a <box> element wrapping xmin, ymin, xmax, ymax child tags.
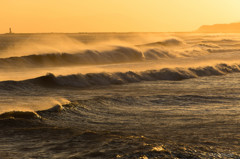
<box><xmin>0</xmin><ymin>33</ymin><xmax>239</xmax><ymax>158</ymax></box>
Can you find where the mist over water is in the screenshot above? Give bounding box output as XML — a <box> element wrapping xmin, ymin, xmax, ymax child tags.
<box><xmin>0</xmin><ymin>33</ymin><xmax>240</xmax><ymax>158</ymax></box>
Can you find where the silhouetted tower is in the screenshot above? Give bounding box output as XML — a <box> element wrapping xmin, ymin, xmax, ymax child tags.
<box><xmin>9</xmin><ymin>27</ymin><xmax>12</xmax><ymax>34</ymax></box>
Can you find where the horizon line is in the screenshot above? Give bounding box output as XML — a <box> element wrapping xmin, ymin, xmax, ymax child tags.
<box><xmin>1</xmin><ymin>31</ymin><xmax>197</xmax><ymax>35</ymax></box>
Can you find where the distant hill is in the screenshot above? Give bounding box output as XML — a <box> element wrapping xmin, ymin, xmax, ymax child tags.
<box><xmin>196</xmin><ymin>22</ymin><xmax>240</xmax><ymax>33</ymax></box>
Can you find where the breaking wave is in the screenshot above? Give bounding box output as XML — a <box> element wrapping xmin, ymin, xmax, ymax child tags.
<box><xmin>0</xmin><ymin>38</ymin><xmax>211</xmax><ymax>68</ymax></box>
<box><xmin>137</xmin><ymin>38</ymin><xmax>184</xmax><ymax>47</ymax></box>
<box><xmin>0</xmin><ymin>49</ymin><xmax>208</xmax><ymax>68</ymax></box>
<box><xmin>0</xmin><ymin>111</ymin><xmax>42</xmax><ymax>120</ymax></box>
<box><xmin>0</xmin><ymin>46</ymin><xmax>144</xmax><ymax>68</ymax></box>
<box><xmin>0</xmin><ymin>104</ymin><xmax>64</xmax><ymax>121</ymax></box>
<box><xmin>0</xmin><ymin>63</ymin><xmax>236</xmax><ymax>88</ymax></box>
<box><xmin>197</xmin><ymin>43</ymin><xmax>220</xmax><ymax>48</ymax></box>
<box><xmin>144</xmin><ymin>47</ymin><xmax>206</xmax><ymax>59</ymax></box>
<box><xmin>201</xmin><ymin>39</ymin><xmax>238</xmax><ymax>43</ymax></box>
<box><xmin>206</xmin><ymin>48</ymin><xmax>240</xmax><ymax>53</ymax></box>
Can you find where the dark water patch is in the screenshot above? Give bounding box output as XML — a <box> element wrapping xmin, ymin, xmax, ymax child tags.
<box><xmin>0</xmin><ymin>118</ymin><xmax>43</xmax><ymax>129</ymax></box>
<box><xmin>1</xmin><ymin>128</ymin><xmax>239</xmax><ymax>159</ymax></box>
<box><xmin>0</xmin><ymin>95</ymin><xmax>239</xmax><ymax>158</ymax></box>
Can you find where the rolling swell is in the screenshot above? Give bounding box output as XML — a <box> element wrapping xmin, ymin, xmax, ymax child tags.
<box><xmin>0</xmin><ymin>104</ymin><xmax>64</xmax><ymax>123</ymax></box>
<box><xmin>0</xmin><ymin>111</ymin><xmax>42</xmax><ymax>120</ymax></box>
<box><xmin>0</xmin><ymin>47</ymin><xmax>198</xmax><ymax>68</ymax></box>
<box><xmin>0</xmin><ymin>47</ymin><xmax>208</xmax><ymax>68</ymax></box>
<box><xmin>19</xmin><ymin>63</ymin><xmax>240</xmax><ymax>88</ymax></box>
<box><xmin>0</xmin><ymin>46</ymin><xmax>144</xmax><ymax>68</ymax></box>
<box><xmin>207</xmin><ymin>48</ymin><xmax>240</xmax><ymax>53</ymax></box>
<box><xmin>0</xmin><ymin>38</ymin><xmax>210</xmax><ymax>68</ymax></box>
<box><xmin>137</xmin><ymin>38</ymin><xmax>184</xmax><ymax>47</ymax></box>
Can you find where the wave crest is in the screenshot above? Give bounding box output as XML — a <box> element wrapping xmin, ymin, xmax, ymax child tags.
<box><xmin>0</xmin><ymin>111</ymin><xmax>42</xmax><ymax>120</ymax></box>
<box><xmin>138</xmin><ymin>38</ymin><xmax>184</xmax><ymax>47</ymax></box>
<box><xmin>19</xmin><ymin>63</ymin><xmax>240</xmax><ymax>88</ymax></box>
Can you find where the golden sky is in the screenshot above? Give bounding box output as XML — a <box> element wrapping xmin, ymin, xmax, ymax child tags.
<box><xmin>1</xmin><ymin>0</ymin><xmax>240</xmax><ymax>33</ymax></box>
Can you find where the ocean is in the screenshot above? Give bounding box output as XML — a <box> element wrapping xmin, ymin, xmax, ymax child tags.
<box><xmin>0</xmin><ymin>33</ymin><xmax>239</xmax><ymax>158</ymax></box>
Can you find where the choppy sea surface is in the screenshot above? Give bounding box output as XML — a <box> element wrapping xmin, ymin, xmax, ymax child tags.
<box><xmin>0</xmin><ymin>33</ymin><xmax>239</xmax><ymax>159</ymax></box>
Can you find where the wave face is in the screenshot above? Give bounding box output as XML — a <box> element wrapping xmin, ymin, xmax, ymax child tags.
<box><xmin>137</xmin><ymin>38</ymin><xmax>184</xmax><ymax>47</ymax></box>
<box><xmin>0</xmin><ymin>111</ymin><xmax>41</xmax><ymax>120</ymax></box>
<box><xmin>0</xmin><ymin>63</ymin><xmax>233</xmax><ymax>89</ymax></box>
<box><xmin>0</xmin><ymin>46</ymin><xmax>206</xmax><ymax>68</ymax></box>
<box><xmin>0</xmin><ymin>46</ymin><xmax>144</xmax><ymax>67</ymax></box>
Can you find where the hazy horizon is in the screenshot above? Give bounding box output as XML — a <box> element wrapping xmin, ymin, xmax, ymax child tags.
<box><xmin>3</xmin><ymin>21</ymin><xmax>240</xmax><ymax>34</ymax></box>
<box><xmin>1</xmin><ymin>0</ymin><xmax>240</xmax><ymax>33</ymax></box>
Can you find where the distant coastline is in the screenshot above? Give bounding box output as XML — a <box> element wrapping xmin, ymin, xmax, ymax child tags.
<box><xmin>196</xmin><ymin>22</ymin><xmax>240</xmax><ymax>33</ymax></box>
